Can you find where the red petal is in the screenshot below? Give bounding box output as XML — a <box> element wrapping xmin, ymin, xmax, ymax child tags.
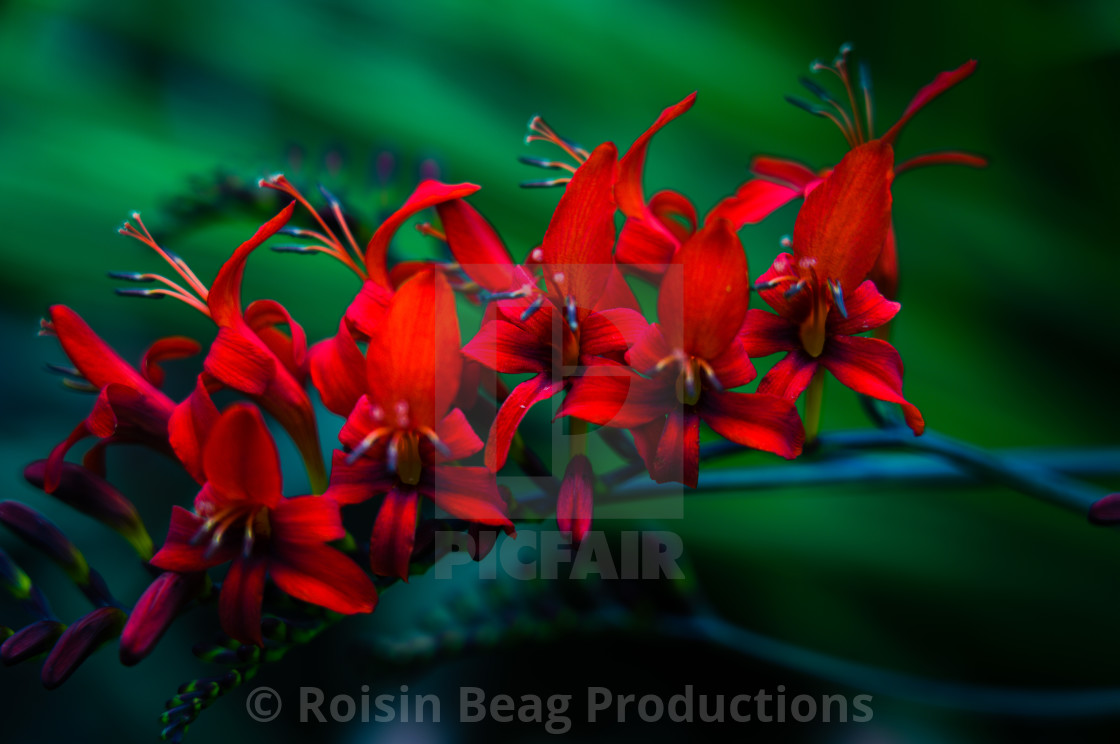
<box><xmin>202</xmin><ymin>404</ymin><xmax>282</xmax><ymax>508</ymax></box>
<box><xmin>750</xmin><ymin>155</ymin><xmax>821</xmax><ymax>190</ymax></box>
<box><xmin>207</xmin><ymin>203</ymin><xmax>294</xmax><ymax>326</ymax></box>
<box><xmin>271</xmin><ymin>543</ymin><xmax>377</xmax><ymax>614</ymax></box>
<box><xmin>365</xmin><ymin>180</ymin><xmax>480</xmax><ymax>286</ymax></box>
<box><xmin>169</xmin><ymin>375</ymin><xmax>220</xmax><ymax>484</ymax></box>
<box><xmin>556</xmin><ymin>364</ymin><xmax>674</xmax><ymax>428</ymax></box>
<box><xmin>615</xmin><ymin>218</ymin><xmax>679</xmax><ymax>273</ymax></box>
<box><xmin>706</xmin><ymin>178</ymin><xmax>802</xmax><ymax>228</ymax></box>
<box><xmin>244</xmin><ymin>299</ymin><xmax>308</xmax><ymax>383</ymax></box>
<box><xmin>47</xmin><ymin>306</ymin><xmax>156</xmax><ymax>393</ymax></box>
<box><xmin>659</xmin><ymin>218</ymin><xmax>750</xmax><ymax>360</ymax></box>
<box><xmin>579</xmin><ymin>308</ymin><xmax>649</xmax><ymax>358</ymax></box>
<box><xmin>821</xmin><ymin>335</ymin><xmax>925</xmax><ymax>435</ymax></box>
<box><xmin>557</xmin><ymin>454</ymin><xmax>594</xmax><ymax>542</ymax></box>
<box><xmin>593</xmin><ymin>266</ymin><xmax>642</xmax><ymax>313</ymax></box>
<box><xmin>626</xmin><ymin>323</ymin><xmax>671</xmax><ymax>374</ymax></box>
<box><xmin>757</xmin><ymin>350</ymin><xmax>819</xmax><ymax>400</ymax></box>
<box><xmin>866</xmin><ymin>224</ymin><xmax>899</xmax><ymax>301</ymax></box>
<box><xmin>541</xmin><ymin>142</ymin><xmax>618</xmax><ymax>310</ymax></box>
<box><xmin>44</xmin><ymin>423</ymin><xmax>92</xmax><ymax>493</ymax></box>
<box><xmin>324</xmin><ymin>449</ymin><xmax>396</xmax><ymax>506</ymax></box>
<box><xmin>219</xmin><ymin>556</ymin><xmax>268</xmax><ymax>646</ymax></box>
<box><xmin>271</xmin><ymin>496</ymin><xmax>345</xmax><ymax>544</ymax></box>
<box><xmin>752</xmin><ymin>253</ymin><xmax>808</xmax><ymax>321</ymax></box>
<box><xmin>829</xmin><ymin>279</ymin><xmax>900</xmax><ymax>336</ymax></box>
<box><xmin>140</xmin><ymin>336</ymin><xmax>201</xmax><ymax>388</ymax></box>
<box><xmin>709</xmin><ymin>335</ymin><xmax>757</xmax><ymax>389</ymax></box>
<box><xmin>435</xmin><ymin>408</ymin><xmax>484</xmax><ymax>461</ymax></box>
<box><xmin>648</xmin><ymin>190</ymin><xmax>698</xmax><ymax>242</ymax></box>
<box><xmin>792</xmin><ymin>140</ymin><xmax>894</xmax><ymax>294</ymax></box>
<box><xmin>150</xmin><ymin>506</ymin><xmax>234</xmax><ymax>572</ymax></box>
<box><xmin>86</xmin><ymin>387</ymin><xmax>119</xmax><ymax>438</ymax></box>
<box><xmin>203</xmin><ymin>326</ymin><xmax>276</xmax><ymax>396</ymax></box>
<box><xmin>698</xmin><ymin>390</ymin><xmax>804</xmax><ymax>459</ymax></box>
<box><xmin>882</xmin><ymin>60</ymin><xmax>978</xmax><ymax>145</ymax></box>
<box><xmin>119</xmin><ymin>571</ymin><xmax>206</xmax><ymax>666</ymax></box>
<box><xmin>895</xmin><ymin>150</ymin><xmax>988</xmax><ymax>176</ymax></box>
<box><xmin>653</xmin><ymin>407</ymin><xmax>699</xmax><ymax>488</ymax></box>
<box><xmin>309</xmin><ymin>320</ymin><xmax>366</xmax><ymax>417</ymax></box>
<box><xmin>484</xmin><ymin>373</ymin><xmax>564</xmax><ymax>472</ymax></box>
<box><xmin>436</xmin><ymin>198</ymin><xmax>518</xmax><ymax>292</ymax></box>
<box><xmin>367</xmin><ymin>269</ymin><xmax>462</xmax><ymax>430</ymax></box>
<box><xmin>740</xmin><ymin>309</ymin><xmax>799</xmax><ymax>358</ymax></box>
<box><xmin>369</xmin><ymin>487</ymin><xmax>419</xmax><ymax>580</ymax></box>
<box><xmin>463</xmin><ymin>315</ymin><xmax>552</xmax><ymax>375</ymax></box>
<box><xmin>428</xmin><ymin>466</ymin><xmax>512</xmax><ymax>529</ymax></box>
<box><xmin>344</xmin><ymin>280</ymin><xmax>394</xmax><ymax>340</ymax></box>
<box><xmin>617</xmin><ymin>92</ymin><xmax>696</xmax><ymax>219</ymax></box>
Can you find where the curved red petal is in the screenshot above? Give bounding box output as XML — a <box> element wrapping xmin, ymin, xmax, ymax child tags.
<box><xmin>829</xmin><ymin>280</ymin><xmax>900</xmax><ymax>336</ymax></box>
<box><xmin>626</xmin><ymin>323</ymin><xmax>671</xmax><ymax>374</ymax></box>
<box><xmin>593</xmin><ymin>266</ymin><xmax>642</xmax><ymax>313</ymax></box>
<box><xmin>140</xmin><ymin>336</ymin><xmax>201</xmax><ymax>389</ymax></box>
<box><xmin>365</xmin><ymin>180</ymin><xmax>480</xmax><ymax>286</ymax></box>
<box><xmin>428</xmin><ymin>466</ymin><xmax>512</xmax><ymax>529</ymax></box>
<box><xmin>821</xmin><ymin>335</ymin><xmax>924</xmax><ymax>435</ymax></box>
<box><xmin>463</xmin><ymin>315</ymin><xmax>552</xmax><ymax>375</ymax></box>
<box><xmin>436</xmin><ymin>199</ymin><xmax>517</xmax><ymax>292</ymax></box>
<box><xmin>207</xmin><ymin>202</ymin><xmax>295</xmax><ymax>326</ymax></box>
<box><xmin>436</xmin><ymin>408</ymin><xmax>484</xmax><ymax>461</ymax></box>
<box><xmin>706</xmin><ymin>178</ymin><xmax>803</xmax><ymax>229</ymax></box>
<box><xmin>484</xmin><ymin>373</ymin><xmax>564</xmax><ymax>472</ymax></box>
<box><xmin>48</xmin><ymin>306</ymin><xmax>163</xmax><ymax>395</ymax></box>
<box><xmin>309</xmin><ymin>320</ymin><xmax>366</xmax><ymax>418</ymax></box>
<box><xmin>556</xmin><ymin>365</ymin><xmax>674</xmax><ymax>428</ymax></box>
<box><xmin>218</xmin><ymin>556</ymin><xmax>268</xmax><ymax>646</ymax></box>
<box><xmin>895</xmin><ymin>150</ymin><xmax>988</xmax><ymax>176</ymax></box>
<box><xmin>324</xmin><ymin>449</ymin><xmax>396</xmax><ymax>506</ymax></box>
<box><xmin>169</xmin><ymin>375</ymin><xmax>220</xmax><ymax>484</ymax></box>
<box><xmin>792</xmin><ymin>140</ymin><xmax>894</xmax><ymax>294</ymax></box>
<box><xmin>580</xmin><ymin>308</ymin><xmax>649</xmax><ymax>358</ymax></box>
<box><xmin>882</xmin><ymin>60</ymin><xmax>978</xmax><ymax>145</ymax></box>
<box><xmin>203</xmin><ymin>326</ymin><xmax>276</xmax><ymax>396</ymax></box>
<box><xmin>244</xmin><ymin>299</ymin><xmax>308</xmax><ymax>383</ymax></box>
<box><xmin>369</xmin><ymin>487</ymin><xmax>420</xmax><ymax>580</ymax></box>
<box><xmin>699</xmin><ymin>390</ymin><xmax>805</xmax><ymax>459</ymax></box>
<box><xmin>271</xmin><ymin>543</ymin><xmax>377</xmax><ymax>615</ymax></box>
<box><xmin>653</xmin><ymin>407</ymin><xmax>699</xmax><ymax>488</ymax></box>
<box><xmin>617</xmin><ymin>92</ymin><xmax>696</xmax><ymax>219</ymax></box>
<box><xmin>740</xmin><ymin>309</ymin><xmax>799</xmax><ymax>358</ymax></box>
<box><xmin>750</xmin><ymin>155</ymin><xmax>821</xmax><ymax>190</ymax></box>
<box><xmin>757</xmin><ymin>350</ymin><xmax>819</xmax><ymax>400</ymax></box>
<box><xmin>119</xmin><ymin>571</ymin><xmax>206</xmax><ymax>666</ymax></box>
<box><xmin>150</xmin><ymin>506</ymin><xmax>234</xmax><ymax>572</ymax></box>
<box><xmin>271</xmin><ymin>496</ymin><xmax>345</xmax><ymax>544</ymax></box>
<box><xmin>344</xmin><ymin>280</ymin><xmax>394</xmax><ymax>340</ymax></box>
<box><xmin>202</xmin><ymin>404</ymin><xmax>282</xmax><ymax>508</ymax></box>
<box><xmin>615</xmin><ymin>217</ymin><xmax>679</xmax><ymax>274</ymax></box>
<box><xmin>648</xmin><ymin>190</ymin><xmax>698</xmax><ymax>242</ymax></box>
<box><xmin>659</xmin><ymin>218</ymin><xmax>750</xmax><ymax>360</ymax></box>
<box><xmin>541</xmin><ymin>142</ymin><xmax>618</xmax><ymax>309</ymax></box>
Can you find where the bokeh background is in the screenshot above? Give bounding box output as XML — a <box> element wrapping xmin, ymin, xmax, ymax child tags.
<box><xmin>1</xmin><ymin>0</ymin><xmax>1118</xmax><ymax>742</ymax></box>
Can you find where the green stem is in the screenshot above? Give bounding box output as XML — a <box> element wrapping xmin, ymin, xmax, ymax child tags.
<box><xmin>803</xmin><ymin>367</ymin><xmax>825</xmax><ymax>445</ymax></box>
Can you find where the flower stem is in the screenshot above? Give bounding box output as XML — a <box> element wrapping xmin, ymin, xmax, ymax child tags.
<box><xmin>803</xmin><ymin>367</ymin><xmax>826</xmax><ymax>444</ymax></box>
<box><xmin>569</xmin><ymin>417</ymin><xmax>587</xmax><ymax>458</ymax></box>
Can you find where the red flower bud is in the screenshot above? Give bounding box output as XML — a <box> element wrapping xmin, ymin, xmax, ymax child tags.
<box><xmin>40</xmin><ymin>606</ymin><xmax>126</xmax><ymax>690</ymax></box>
<box><xmin>119</xmin><ymin>571</ymin><xmax>207</xmax><ymax>666</ymax></box>
<box><xmin>1</xmin><ymin>620</ymin><xmax>65</xmax><ymax>666</ymax></box>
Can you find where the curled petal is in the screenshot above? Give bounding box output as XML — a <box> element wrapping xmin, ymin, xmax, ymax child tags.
<box><xmin>365</xmin><ymin>180</ymin><xmax>480</xmax><ymax>286</ymax></box>
<box><xmin>202</xmin><ymin>404</ymin><xmax>283</xmax><ymax>508</ymax></box>
<box><xmin>244</xmin><ymin>299</ymin><xmax>309</xmax><ymax>383</ymax></box>
<box><xmin>40</xmin><ymin>607</ymin><xmax>126</xmax><ymax>689</ymax></box>
<box><xmin>882</xmin><ymin>60</ymin><xmax>978</xmax><ymax>145</ymax></box>
<box><xmin>436</xmin><ymin>199</ymin><xmax>518</xmax><ymax>293</ymax></box>
<box><xmin>617</xmin><ymin>92</ymin><xmax>696</xmax><ymax>219</ymax></box>
<box><xmin>615</xmin><ymin>218</ymin><xmax>678</xmax><ymax>274</ymax></box>
<box><xmin>750</xmin><ymin>155</ymin><xmax>821</xmax><ymax>190</ymax></box>
<box><xmin>207</xmin><ymin>202</ymin><xmax>295</xmax><ymax>326</ymax></box>
<box><xmin>821</xmin><ymin>335</ymin><xmax>925</xmax><ymax>435</ymax></box>
<box><xmin>168</xmin><ymin>375</ymin><xmax>220</xmax><ymax>485</ymax></box>
<box><xmin>484</xmin><ymin>373</ymin><xmax>564</xmax><ymax>472</ymax></box>
<box><xmin>344</xmin><ymin>280</ymin><xmax>394</xmax><ymax>340</ymax></box>
<box><xmin>647</xmin><ymin>190</ymin><xmax>698</xmax><ymax>243</ymax></box>
<box><xmin>140</xmin><ymin>336</ymin><xmax>201</xmax><ymax>388</ymax></box>
<box><xmin>895</xmin><ymin>150</ymin><xmax>988</xmax><ymax>176</ymax></box>
<box><xmin>828</xmin><ymin>280</ymin><xmax>900</xmax><ymax>336</ymax></box>
<box><xmin>203</xmin><ymin>326</ymin><xmax>276</xmax><ymax>396</ymax></box>
<box><xmin>706</xmin><ymin>178</ymin><xmax>803</xmax><ymax>229</ymax></box>
<box><xmin>48</xmin><ymin>305</ymin><xmax>160</xmax><ymax>394</ymax></box>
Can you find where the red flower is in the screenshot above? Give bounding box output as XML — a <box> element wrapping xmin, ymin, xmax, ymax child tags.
<box><xmin>462</xmin><ymin>143</ymin><xmax>648</xmax><ymax>472</ymax></box>
<box><xmin>711</xmin><ymin>49</ymin><xmax>984</xmax><ymax>300</ymax></box>
<box><xmin>39</xmin><ymin>305</ymin><xmax>199</xmax><ymax>493</ymax></box>
<box><xmin>740</xmin><ymin>141</ymin><xmax>925</xmax><ymax>435</ymax></box>
<box><xmin>150</xmin><ymin>404</ymin><xmax>376</xmax><ymax>646</ymax></box>
<box><xmin>118</xmin><ymin>207</ymin><xmax>326</xmax><ymax>491</ymax></box>
<box><xmin>558</xmin><ymin>219</ymin><xmax>805</xmax><ymax>488</ymax></box>
<box><xmin>323</xmin><ymin>269</ymin><xmax>513</xmax><ymax>581</ymax></box>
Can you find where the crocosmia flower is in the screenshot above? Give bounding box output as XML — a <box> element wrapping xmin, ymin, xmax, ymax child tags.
<box><xmin>323</xmin><ymin>269</ymin><xmax>514</xmax><ymax>581</ymax></box>
<box><xmin>559</xmin><ymin>218</ymin><xmax>805</xmax><ymax>488</ymax></box>
<box><xmin>741</xmin><ymin>141</ymin><xmax>925</xmax><ymax>435</ymax></box>
<box><xmin>151</xmin><ymin>404</ymin><xmax>376</xmax><ymax>646</ymax></box>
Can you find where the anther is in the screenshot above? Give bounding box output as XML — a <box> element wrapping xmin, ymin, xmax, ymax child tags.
<box><xmin>779</xmin><ymin>235</ymin><xmax>793</xmax><ymax>249</ymax></box>
<box><xmin>114</xmin><ymin>288</ymin><xmax>166</xmax><ymax>299</ymax></box>
<box><xmin>828</xmin><ymin>279</ymin><xmax>848</xmax><ymax>318</ymax></box>
<box><xmin>784</xmin><ymin>280</ymin><xmax>807</xmax><ymax>299</ymax></box>
<box><xmin>520</xmin><ymin>294</ymin><xmax>545</xmax><ymax>321</ymax></box>
<box><xmin>106</xmin><ymin>271</ymin><xmax>152</xmax><ymax>282</ymax></box>
<box><xmin>564</xmin><ymin>295</ymin><xmax>578</xmax><ymax>333</ymax></box>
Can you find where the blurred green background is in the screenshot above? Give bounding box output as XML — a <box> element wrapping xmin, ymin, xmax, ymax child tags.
<box><xmin>1</xmin><ymin>0</ymin><xmax>1118</xmax><ymax>742</ymax></box>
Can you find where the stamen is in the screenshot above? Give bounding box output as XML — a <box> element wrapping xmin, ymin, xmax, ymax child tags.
<box><xmin>319</xmin><ymin>183</ymin><xmax>365</xmax><ymax>265</ymax></box>
<box><xmin>696</xmin><ymin>358</ymin><xmax>724</xmax><ymax>393</ymax></box>
<box><xmin>520</xmin><ymin>178</ymin><xmax>570</xmax><ymax>189</ymax></box>
<box><xmin>386</xmin><ymin>433</ymin><xmax>400</xmax><ymax>474</ymax></box>
<box><xmin>784</xmin><ymin>280</ymin><xmax>807</xmax><ymax>299</ymax></box>
<box><xmin>565</xmin><ymin>295</ymin><xmax>578</xmax><ymax>333</ymax></box>
<box><xmin>270</xmin><ymin>244</ymin><xmax>324</xmax><ymax>254</ymax></box>
<box><xmin>419</xmin><ymin>427</ymin><xmax>452</xmax><ymax>459</ymax></box>
<box><xmin>828</xmin><ymin>279</ymin><xmax>848</xmax><ymax>318</ymax></box>
<box><xmin>415</xmin><ymin>222</ymin><xmax>447</xmax><ymax>241</ymax></box>
<box><xmin>259</xmin><ymin>174</ymin><xmax>367</xmax><ymax>280</ymax></box>
<box><xmin>520</xmin><ymin>294</ymin><xmax>545</xmax><ymax>321</ymax></box>
<box><xmin>346</xmin><ymin>426</ymin><xmax>391</xmax><ymax>465</ymax></box>
<box><xmin>242</xmin><ymin>516</ymin><xmax>255</xmax><ymax>558</ymax></box>
<box><xmin>859</xmin><ymin>61</ymin><xmax>874</xmax><ymax>139</ymax></box>
<box><xmin>45</xmin><ymin>363</ymin><xmax>82</xmax><ymax>378</ymax></box>
<box><xmin>517</xmin><ymin>156</ymin><xmax>578</xmax><ymax>174</ymax></box>
<box><xmin>784</xmin><ymin>97</ymin><xmax>857</xmax><ymax>148</ymax></box>
<box><xmin>525</xmin><ymin>115</ymin><xmax>590</xmax><ymax>163</ymax></box>
<box><xmin>60</xmin><ymin>379</ymin><xmax>98</xmax><ymax>393</ymax></box>
<box><xmin>779</xmin><ymin>235</ymin><xmax>793</xmax><ymax>249</ymax></box>
<box><xmin>118</xmin><ymin>215</ymin><xmax>213</xmax><ymax>316</ymax></box>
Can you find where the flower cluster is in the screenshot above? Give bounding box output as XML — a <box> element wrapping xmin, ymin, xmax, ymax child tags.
<box><xmin>2</xmin><ymin>47</ymin><xmax>981</xmax><ymax>689</ymax></box>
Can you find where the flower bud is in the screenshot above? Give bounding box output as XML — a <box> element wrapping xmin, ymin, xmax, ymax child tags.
<box><xmin>24</xmin><ymin>460</ymin><xmax>153</xmax><ymax>560</ymax></box>
<box><xmin>0</xmin><ymin>501</ymin><xmax>89</xmax><ymax>585</ymax></box>
<box><xmin>1</xmin><ymin>620</ymin><xmax>65</xmax><ymax>665</ymax></box>
<box><xmin>40</xmin><ymin>606</ymin><xmax>126</xmax><ymax>690</ymax></box>
<box><xmin>119</xmin><ymin>572</ymin><xmax>206</xmax><ymax>666</ymax></box>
